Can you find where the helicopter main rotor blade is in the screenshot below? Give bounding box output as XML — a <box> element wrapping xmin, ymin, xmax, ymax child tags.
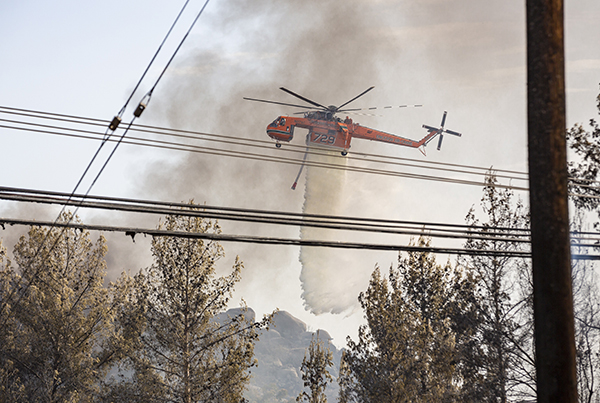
<box><xmin>337</xmin><ymin>86</ymin><xmax>375</xmax><ymax>110</ymax></box>
<box><xmin>279</xmin><ymin>87</ymin><xmax>329</xmax><ymax>110</ymax></box>
<box><xmin>344</xmin><ymin>111</ymin><xmax>384</xmax><ymax>117</ymax></box>
<box><xmin>243</xmin><ymin>97</ymin><xmax>322</xmax><ymax>110</ymax></box>
<box><xmin>337</xmin><ymin>104</ymin><xmax>422</xmax><ymax>113</ymax></box>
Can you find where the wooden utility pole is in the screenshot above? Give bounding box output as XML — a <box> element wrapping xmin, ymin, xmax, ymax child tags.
<box><xmin>526</xmin><ymin>0</ymin><xmax>578</xmax><ymax>401</ymax></box>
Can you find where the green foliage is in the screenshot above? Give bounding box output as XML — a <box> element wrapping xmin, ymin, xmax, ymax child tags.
<box><xmin>106</xmin><ymin>210</ymin><xmax>267</xmax><ymax>403</ymax></box>
<box><xmin>0</xmin><ymin>240</ymin><xmax>26</xmax><ymax>403</ymax></box>
<box><xmin>460</xmin><ymin>173</ymin><xmax>534</xmax><ymax>402</ymax></box>
<box><xmin>567</xmin><ymin>87</ymin><xmax>600</xmax><ymax>403</ymax></box>
<box><xmin>343</xmin><ymin>239</ymin><xmax>469</xmax><ymax>403</ymax></box>
<box><xmin>297</xmin><ymin>331</ymin><xmax>333</xmax><ymax>403</ymax></box>
<box><xmin>571</xmin><ymin>250</ymin><xmax>600</xmax><ymax>403</ymax></box>
<box><xmin>0</xmin><ymin>214</ymin><xmax>115</xmax><ymax>403</ymax></box>
<box><xmin>336</xmin><ymin>351</ymin><xmax>353</xmax><ymax>403</ymax></box>
<box><xmin>341</xmin><ymin>174</ymin><xmax>536</xmax><ymax>402</ymax></box>
<box><xmin>567</xmin><ymin>85</ymin><xmax>600</xmax><ymax>212</ymax></box>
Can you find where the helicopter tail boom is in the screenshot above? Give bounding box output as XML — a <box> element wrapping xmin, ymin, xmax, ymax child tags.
<box><xmin>350</xmin><ymin>125</ymin><xmax>428</xmax><ymax>148</ymax></box>
<box><xmin>349</xmin><ymin>111</ymin><xmax>461</xmax><ymax>151</ymax></box>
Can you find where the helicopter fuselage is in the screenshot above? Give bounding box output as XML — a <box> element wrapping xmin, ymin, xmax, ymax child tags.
<box><xmin>266</xmin><ymin>111</ymin><xmax>440</xmax><ymax>153</ymax></box>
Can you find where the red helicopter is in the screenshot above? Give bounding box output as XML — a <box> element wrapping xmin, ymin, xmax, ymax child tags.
<box><xmin>244</xmin><ymin>87</ymin><xmax>462</xmax><ymax>189</ymax></box>
<box><xmin>244</xmin><ymin>86</ymin><xmax>462</xmax><ymax>156</ymax></box>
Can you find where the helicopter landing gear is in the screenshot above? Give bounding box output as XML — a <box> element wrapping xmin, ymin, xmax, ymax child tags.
<box><xmin>341</xmin><ymin>150</ymin><xmax>348</xmax><ymax>156</ymax></box>
<box><xmin>275</xmin><ymin>143</ymin><xmax>281</xmax><ymax>148</ymax></box>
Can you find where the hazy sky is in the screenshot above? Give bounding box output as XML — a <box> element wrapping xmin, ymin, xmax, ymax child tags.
<box><xmin>1</xmin><ymin>0</ymin><xmax>599</xmax><ymax>346</ymax></box>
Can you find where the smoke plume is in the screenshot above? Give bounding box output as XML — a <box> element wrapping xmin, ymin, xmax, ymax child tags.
<box><xmin>139</xmin><ymin>0</ymin><xmax>395</xmax><ymax>316</ymax></box>
<box><xmin>146</xmin><ymin>0</ymin><xmax>525</xmax><ymax>316</ymax></box>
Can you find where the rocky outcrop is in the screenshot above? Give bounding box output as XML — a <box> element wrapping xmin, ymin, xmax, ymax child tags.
<box><xmin>227</xmin><ymin>309</ymin><xmax>341</xmax><ymax>403</ymax></box>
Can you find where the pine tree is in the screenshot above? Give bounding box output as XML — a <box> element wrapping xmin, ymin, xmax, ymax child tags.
<box><xmin>297</xmin><ymin>331</ymin><xmax>333</xmax><ymax>403</ymax></box>
<box><xmin>0</xmin><ymin>240</ymin><xmax>27</xmax><ymax>402</ymax></box>
<box><xmin>460</xmin><ymin>173</ymin><xmax>534</xmax><ymax>401</ymax></box>
<box><xmin>565</xmin><ymin>87</ymin><xmax>600</xmax><ymax>402</ymax></box>
<box><xmin>336</xmin><ymin>351</ymin><xmax>354</xmax><ymax>403</ymax></box>
<box><xmin>566</xmin><ymin>85</ymin><xmax>600</xmax><ymax>212</ymax></box>
<box><xmin>107</xmin><ymin>209</ymin><xmax>267</xmax><ymax>403</ymax></box>
<box><xmin>0</xmin><ymin>214</ymin><xmax>115</xmax><ymax>402</ymax></box>
<box><xmin>343</xmin><ymin>239</ymin><xmax>466</xmax><ymax>402</ymax></box>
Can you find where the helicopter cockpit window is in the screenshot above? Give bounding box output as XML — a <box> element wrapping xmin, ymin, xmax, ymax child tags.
<box><xmin>271</xmin><ymin>117</ymin><xmax>286</xmax><ymax>126</ymax></box>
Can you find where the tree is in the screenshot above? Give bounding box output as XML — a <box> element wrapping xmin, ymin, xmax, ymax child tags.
<box><xmin>565</xmin><ymin>86</ymin><xmax>600</xmax><ymax>403</ymax></box>
<box><xmin>0</xmin><ymin>214</ymin><xmax>116</xmax><ymax>403</ymax></box>
<box><xmin>297</xmin><ymin>331</ymin><xmax>333</xmax><ymax>403</ymax></box>
<box><xmin>106</xmin><ymin>209</ymin><xmax>267</xmax><ymax>403</ymax></box>
<box><xmin>0</xmin><ymin>240</ymin><xmax>26</xmax><ymax>402</ymax></box>
<box><xmin>343</xmin><ymin>239</ymin><xmax>467</xmax><ymax>403</ymax></box>
<box><xmin>571</xmin><ymin>248</ymin><xmax>600</xmax><ymax>403</ymax></box>
<box><xmin>336</xmin><ymin>351</ymin><xmax>354</xmax><ymax>403</ymax></box>
<box><xmin>567</xmin><ymin>85</ymin><xmax>600</xmax><ymax>213</ymax></box>
<box><xmin>460</xmin><ymin>173</ymin><xmax>535</xmax><ymax>401</ymax></box>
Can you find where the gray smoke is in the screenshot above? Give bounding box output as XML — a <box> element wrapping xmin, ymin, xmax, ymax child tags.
<box><xmin>139</xmin><ymin>0</ymin><xmax>398</xmax><ymax>314</ymax></box>
<box><xmin>139</xmin><ymin>0</ymin><xmax>522</xmax><ymax>315</ymax></box>
<box><xmin>1</xmin><ymin>0</ymin><xmax>542</xmax><ymax>334</ymax></box>
<box><xmin>3</xmin><ymin>0</ymin><xmax>598</xmax><ymax>344</ymax></box>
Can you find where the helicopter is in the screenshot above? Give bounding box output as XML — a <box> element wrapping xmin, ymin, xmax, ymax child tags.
<box><xmin>244</xmin><ymin>86</ymin><xmax>462</xmax><ymax>156</ymax></box>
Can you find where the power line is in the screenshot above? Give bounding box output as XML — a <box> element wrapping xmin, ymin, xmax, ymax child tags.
<box><xmin>1</xmin><ymin>217</ymin><xmax>598</xmax><ymax>260</ymax></box>
<box><xmin>0</xmin><ymin>105</ymin><xmax>532</xmax><ymax>184</ymax></box>
<box><xmin>2</xmin><ymin>186</ymin><xmax>600</xmax><ymax>247</ymax></box>
<box><xmin>0</xmin><ymin>186</ymin><xmax>529</xmax><ymax>233</ymax></box>
<box><xmin>2</xmin><ymin>121</ymin><xmax>527</xmax><ymax>190</ymax></box>
<box><xmin>114</xmin><ymin>0</ymin><xmax>194</xmax><ymax>120</ymax></box>
<box><xmin>142</xmin><ymin>0</ymin><xmax>211</xmax><ymax>103</ymax></box>
<box><xmin>6</xmin><ymin>105</ymin><xmax>600</xmax><ymax>187</ymax></box>
<box><xmin>0</xmin><ymin>113</ymin><xmax>532</xmax><ymax>191</ymax></box>
<box><xmin>10</xmin><ymin>114</ymin><xmax>600</xmax><ymax>196</ymax></box>
<box><xmin>0</xmin><ymin>1</ymin><xmax>213</xmax><ymax>324</ymax></box>
<box><xmin>0</xmin><ymin>189</ymin><xmax>529</xmax><ymax>244</ymax></box>
<box><xmin>0</xmin><ymin>217</ymin><xmax>532</xmax><ymax>258</ymax></box>
<box><xmin>6</xmin><ymin>105</ymin><xmax>600</xmax><ymax>193</ymax></box>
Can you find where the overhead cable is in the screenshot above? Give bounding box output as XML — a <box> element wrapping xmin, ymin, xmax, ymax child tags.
<box><xmin>112</xmin><ymin>0</ymin><xmax>194</xmax><ymax>126</ymax></box>
<box><xmin>6</xmin><ymin>105</ymin><xmax>600</xmax><ymax>191</ymax></box>
<box><xmin>2</xmin><ymin>186</ymin><xmax>600</xmax><ymax>247</ymax></box>
<box><xmin>0</xmin><ymin>0</ymin><xmax>212</xmax><ymax>323</ymax></box>
<box><xmin>2</xmin><ymin>217</ymin><xmax>599</xmax><ymax>260</ymax></box>
<box><xmin>0</xmin><ymin>105</ymin><xmax>532</xmax><ymax>184</ymax></box>
<box><xmin>0</xmin><ymin>189</ymin><xmax>532</xmax><ymax>244</ymax></box>
<box><xmin>0</xmin><ymin>186</ymin><xmax>530</xmax><ymax>233</ymax></box>
<box><xmin>0</xmin><ymin>217</ymin><xmax>535</xmax><ymax>258</ymax></box>
<box><xmin>1</xmin><ymin>121</ymin><xmax>530</xmax><ymax>190</ymax></box>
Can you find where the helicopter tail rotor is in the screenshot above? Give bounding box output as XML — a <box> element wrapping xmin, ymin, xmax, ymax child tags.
<box><xmin>437</xmin><ymin>132</ymin><xmax>445</xmax><ymax>150</ymax></box>
<box><xmin>422</xmin><ymin>111</ymin><xmax>462</xmax><ymax>151</ymax></box>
